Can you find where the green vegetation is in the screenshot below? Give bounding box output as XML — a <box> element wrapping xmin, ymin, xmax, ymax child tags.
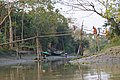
<box><xmin>0</xmin><ymin>0</ymin><xmax>120</xmax><ymax>56</ymax></box>
<box><xmin>104</xmin><ymin>36</ymin><xmax>120</xmax><ymax>49</ymax></box>
<box><xmin>0</xmin><ymin>48</ymin><xmax>16</xmax><ymax>57</ymax></box>
<box><xmin>0</xmin><ymin>0</ymin><xmax>90</xmax><ymax>56</ymax></box>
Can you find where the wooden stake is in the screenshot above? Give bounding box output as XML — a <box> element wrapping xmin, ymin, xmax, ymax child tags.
<box><xmin>77</xmin><ymin>21</ymin><xmax>84</xmax><ymax>56</ymax></box>
<box><xmin>97</xmin><ymin>34</ymin><xmax>100</xmax><ymax>52</ymax></box>
<box><xmin>36</xmin><ymin>31</ymin><xmax>40</xmax><ymax>60</ymax></box>
<box><xmin>36</xmin><ymin>37</ymin><xmax>39</xmax><ymax>60</ymax></box>
<box><xmin>16</xmin><ymin>43</ymin><xmax>19</xmax><ymax>59</ymax></box>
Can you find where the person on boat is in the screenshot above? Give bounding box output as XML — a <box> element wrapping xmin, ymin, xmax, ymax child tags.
<box><xmin>65</xmin><ymin>53</ymin><xmax>67</xmax><ymax>58</ymax></box>
<box><xmin>43</xmin><ymin>55</ymin><xmax>46</xmax><ymax>59</ymax></box>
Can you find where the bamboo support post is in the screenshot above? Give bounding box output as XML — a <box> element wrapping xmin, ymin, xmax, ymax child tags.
<box><xmin>16</xmin><ymin>43</ymin><xmax>19</xmax><ymax>59</ymax></box>
<box><xmin>36</xmin><ymin>36</ymin><xmax>39</xmax><ymax>60</ymax></box>
<box><xmin>97</xmin><ymin>35</ymin><xmax>100</xmax><ymax>52</ymax></box>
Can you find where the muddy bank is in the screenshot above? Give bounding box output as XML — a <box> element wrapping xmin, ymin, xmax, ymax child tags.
<box><xmin>0</xmin><ymin>55</ymin><xmax>76</xmax><ymax>66</ymax></box>
<box><xmin>0</xmin><ymin>59</ymin><xmax>34</xmax><ymax>67</ymax></box>
<box><xmin>70</xmin><ymin>46</ymin><xmax>120</xmax><ymax>65</ymax></box>
<box><xmin>0</xmin><ymin>55</ymin><xmax>36</xmax><ymax>67</ymax></box>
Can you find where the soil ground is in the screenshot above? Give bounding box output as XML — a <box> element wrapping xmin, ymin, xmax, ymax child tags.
<box><xmin>70</xmin><ymin>46</ymin><xmax>120</xmax><ymax>65</ymax></box>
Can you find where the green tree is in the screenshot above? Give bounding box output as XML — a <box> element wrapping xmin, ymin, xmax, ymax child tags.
<box><xmin>0</xmin><ymin>0</ymin><xmax>81</xmax><ymax>55</ymax></box>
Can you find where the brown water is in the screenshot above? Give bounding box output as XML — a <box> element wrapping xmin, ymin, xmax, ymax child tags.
<box><xmin>0</xmin><ymin>61</ymin><xmax>120</xmax><ymax>80</ymax></box>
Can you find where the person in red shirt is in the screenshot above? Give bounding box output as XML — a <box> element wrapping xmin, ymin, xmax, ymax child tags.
<box><xmin>93</xmin><ymin>26</ymin><xmax>97</xmax><ymax>34</ymax></box>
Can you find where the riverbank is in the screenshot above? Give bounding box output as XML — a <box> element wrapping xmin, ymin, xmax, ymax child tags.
<box><xmin>70</xmin><ymin>46</ymin><xmax>120</xmax><ymax>65</ymax></box>
<box><xmin>0</xmin><ymin>55</ymin><xmax>36</xmax><ymax>67</ymax></box>
<box><xmin>0</xmin><ymin>54</ymin><xmax>76</xmax><ymax>67</ymax></box>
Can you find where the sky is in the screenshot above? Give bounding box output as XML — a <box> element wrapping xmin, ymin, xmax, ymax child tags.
<box><xmin>55</xmin><ymin>0</ymin><xmax>107</xmax><ymax>33</ymax></box>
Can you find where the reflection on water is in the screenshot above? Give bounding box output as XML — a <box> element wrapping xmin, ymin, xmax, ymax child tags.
<box><xmin>0</xmin><ymin>61</ymin><xmax>120</xmax><ymax>80</ymax></box>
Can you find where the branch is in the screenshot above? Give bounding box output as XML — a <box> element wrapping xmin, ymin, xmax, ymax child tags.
<box><xmin>0</xmin><ymin>9</ymin><xmax>12</xmax><ymax>27</ymax></box>
<box><xmin>59</xmin><ymin>0</ymin><xmax>108</xmax><ymax>19</ymax></box>
<box><xmin>59</xmin><ymin>1</ymin><xmax>94</xmax><ymax>11</ymax></box>
<box><xmin>97</xmin><ymin>0</ymin><xmax>106</xmax><ymax>7</ymax></box>
<box><xmin>77</xmin><ymin>0</ymin><xmax>91</xmax><ymax>11</ymax></box>
<box><xmin>79</xmin><ymin>12</ymin><xmax>94</xmax><ymax>18</ymax></box>
<box><xmin>91</xmin><ymin>3</ymin><xmax>106</xmax><ymax>19</ymax></box>
<box><xmin>0</xmin><ymin>4</ymin><xmax>6</xmax><ymax>9</ymax></box>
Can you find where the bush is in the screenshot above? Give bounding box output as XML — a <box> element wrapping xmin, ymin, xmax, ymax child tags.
<box><xmin>0</xmin><ymin>48</ymin><xmax>16</xmax><ymax>57</ymax></box>
<box><xmin>104</xmin><ymin>36</ymin><xmax>120</xmax><ymax>49</ymax></box>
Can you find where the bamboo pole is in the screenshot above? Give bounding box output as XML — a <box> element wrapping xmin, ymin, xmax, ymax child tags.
<box><xmin>21</xmin><ymin>2</ymin><xmax>25</xmax><ymax>44</ymax></box>
<box><xmin>16</xmin><ymin>43</ymin><xmax>19</xmax><ymax>59</ymax></box>
<box><xmin>97</xmin><ymin>28</ymin><xmax>101</xmax><ymax>52</ymax></box>
<box><xmin>94</xmin><ymin>34</ymin><xmax>97</xmax><ymax>53</ymax></box>
<box><xmin>80</xmin><ymin>24</ymin><xmax>83</xmax><ymax>56</ymax></box>
<box><xmin>36</xmin><ymin>32</ymin><xmax>40</xmax><ymax>60</ymax></box>
<box><xmin>97</xmin><ymin>34</ymin><xmax>100</xmax><ymax>52</ymax></box>
<box><xmin>77</xmin><ymin>21</ymin><xmax>84</xmax><ymax>56</ymax></box>
<box><xmin>0</xmin><ymin>33</ymin><xmax>72</xmax><ymax>46</ymax></box>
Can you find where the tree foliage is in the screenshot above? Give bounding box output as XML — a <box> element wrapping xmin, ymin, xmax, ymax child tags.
<box><xmin>0</xmin><ymin>0</ymin><xmax>88</xmax><ymax>54</ymax></box>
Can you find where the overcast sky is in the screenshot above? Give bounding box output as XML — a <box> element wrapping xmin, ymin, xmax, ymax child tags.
<box><xmin>55</xmin><ymin>0</ymin><xmax>107</xmax><ymax>33</ymax></box>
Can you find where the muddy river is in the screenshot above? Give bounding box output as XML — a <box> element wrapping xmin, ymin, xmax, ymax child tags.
<box><xmin>0</xmin><ymin>61</ymin><xmax>120</xmax><ymax>80</ymax></box>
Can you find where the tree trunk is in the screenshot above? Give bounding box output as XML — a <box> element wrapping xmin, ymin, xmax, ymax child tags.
<box><xmin>4</xmin><ymin>20</ymin><xmax>7</xmax><ymax>43</ymax></box>
<box><xmin>8</xmin><ymin>3</ymin><xmax>13</xmax><ymax>49</ymax></box>
<box><xmin>21</xmin><ymin>6</ymin><xmax>24</xmax><ymax>43</ymax></box>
